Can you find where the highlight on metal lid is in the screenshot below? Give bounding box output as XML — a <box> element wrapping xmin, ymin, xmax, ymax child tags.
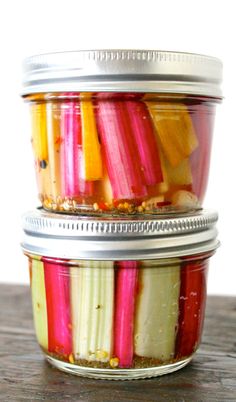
<box><xmin>21</xmin><ymin>209</ymin><xmax>219</xmax><ymax>260</ymax></box>
<box><xmin>22</xmin><ymin>49</ymin><xmax>223</xmax><ymax>97</ymax></box>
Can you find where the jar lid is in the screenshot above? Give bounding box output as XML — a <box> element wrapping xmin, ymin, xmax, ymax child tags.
<box><xmin>22</xmin><ymin>49</ymin><xmax>223</xmax><ymax>98</ymax></box>
<box><xmin>21</xmin><ymin>209</ymin><xmax>219</xmax><ymax>260</ymax></box>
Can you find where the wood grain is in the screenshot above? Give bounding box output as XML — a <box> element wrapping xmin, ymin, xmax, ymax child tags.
<box><xmin>0</xmin><ymin>284</ymin><xmax>236</xmax><ymax>401</ymax></box>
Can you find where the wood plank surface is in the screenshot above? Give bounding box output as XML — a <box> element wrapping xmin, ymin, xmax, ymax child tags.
<box><xmin>0</xmin><ymin>284</ymin><xmax>235</xmax><ymax>401</ymax></box>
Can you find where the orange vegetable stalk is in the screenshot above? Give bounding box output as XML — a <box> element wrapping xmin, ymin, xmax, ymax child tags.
<box><xmin>147</xmin><ymin>102</ymin><xmax>198</xmax><ymax>167</ymax></box>
<box><xmin>31</xmin><ymin>102</ymin><xmax>51</xmax><ymax>198</ymax></box>
<box><xmin>80</xmin><ymin>94</ymin><xmax>103</xmax><ymax>181</ymax></box>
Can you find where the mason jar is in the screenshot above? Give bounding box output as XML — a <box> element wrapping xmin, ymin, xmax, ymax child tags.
<box><xmin>22</xmin><ymin>50</ymin><xmax>222</xmax><ymax>215</ymax></box>
<box><xmin>21</xmin><ymin>209</ymin><xmax>219</xmax><ymax>380</ymax></box>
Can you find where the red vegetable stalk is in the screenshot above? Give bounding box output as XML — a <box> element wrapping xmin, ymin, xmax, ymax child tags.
<box><xmin>114</xmin><ymin>261</ymin><xmax>138</xmax><ymax>368</ymax></box>
<box><xmin>44</xmin><ymin>259</ymin><xmax>72</xmax><ymax>357</ymax></box>
<box><xmin>60</xmin><ymin>100</ymin><xmax>93</xmax><ymax>198</ymax></box>
<box><xmin>96</xmin><ymin>100</ymin><xmax>147</xmax><ymax>200</ymax></box>
<box><xmin>175</xmin><ymin>258</ymin><xmax>208</xmax><ymax>359</ymax></box>
<box><xmin>125</xmin><ymin>101</ymin><xmax>163</xmax><ymax>186</ymax></box>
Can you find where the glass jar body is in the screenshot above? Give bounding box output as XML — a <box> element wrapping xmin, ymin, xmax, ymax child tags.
<box><xmin>27</xmin><ymin>252</ymin><xmax>211</xmax><ymax>379</ymax></box>
<box><xmin>25</xmin><ymin>92</ymin><xmax>218</xmax><ymax>215</ymax></box>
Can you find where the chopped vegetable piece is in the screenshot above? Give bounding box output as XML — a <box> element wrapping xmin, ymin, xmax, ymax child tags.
<box><xmin>172</xmin><ymin>190</ymin><xmax>199</xmax><ymax>208</ymax></box>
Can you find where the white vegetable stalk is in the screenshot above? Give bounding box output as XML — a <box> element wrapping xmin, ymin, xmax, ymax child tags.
<box><xmin>134</xmin><ymin>260</ymin><xmax>180</xmax><ymax>361</ymax></box>
<box><xmin>70</xmin><ymin>261</ymin><xmax>114</xmax><ymax>362</ymax></box>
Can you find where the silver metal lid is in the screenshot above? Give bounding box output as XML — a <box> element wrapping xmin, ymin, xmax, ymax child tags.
<box><xmin>22</xmin><ymin>49</ymin><xmax>223</xmax><ymax>98</ymax></box>
<box><xmin>21</xmin><ymin>209</ymin><xmax>219</xmax><ymax>260</ymax></box>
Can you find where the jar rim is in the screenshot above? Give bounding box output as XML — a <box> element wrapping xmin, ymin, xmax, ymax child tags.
<box><xmin>22</xmin><ymin>49</ymin><xmax>223</xmax><ymax>98</ymax></box>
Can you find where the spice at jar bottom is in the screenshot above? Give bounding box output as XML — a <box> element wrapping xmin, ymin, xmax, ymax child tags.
<box><xmin>22</xmin><ymin>209</ymin><xmax>219</xmax><ymax>380</ymax></box>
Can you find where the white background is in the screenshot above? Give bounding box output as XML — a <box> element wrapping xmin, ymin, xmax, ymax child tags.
<box><xmin>0</xmin><ymin>0</ymin><xmax>234</xmax><ymax>294</ymax></box>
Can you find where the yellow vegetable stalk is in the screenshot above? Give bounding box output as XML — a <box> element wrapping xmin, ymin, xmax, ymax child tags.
<box><xmin>156</xmin><ymin>150</ymin><xmax>169</xmax><ymax>194</ymax></box>
<box><xmin>46</xmin><ymin>102</ymin><xmax>61</xmax><ymax>200</ymax></box>
<box><xmin>96</xmin><ymin>165</ymin><xmax>113</xmax><ymax>205</ymax></box>
<box><xmin>165</xmin><ymin>158</ymin><xmax>192</xmax><ymax>185</ymax></box>
<box><xmin>80</xmin><ymin>94</ymin><xmax>103</xmax><ymax>180</ymax></box>
<box><xmin>31</xmin><ymin>103</ymin><xmax>48</xmax><ymax>160</ymax></box>
<box><xmin>31</xmin><ymin>259</ymin><xmax>48</xmax><ymax>350</ymax></box>
<box><xmin>160</xmin><ymin>147</ymin><xmax>192</xmax><ymax>186</ymax></box>
<box><xmin>147</xmin><ymin>102</ymin><xmax>198</xmax><ymax>167</ymax></box>
<box><xmin>31</xmin><ymin>103</ymin><xmax>51</xmax><ymax>198</ymax></box>
<box><xmin>134</xmin><ymin>260</ymin><xmax>180</xmax><ymax>361</ymax></box>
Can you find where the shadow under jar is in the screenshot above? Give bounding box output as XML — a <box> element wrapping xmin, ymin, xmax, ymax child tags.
<box><xmin>21</xmin><ymin>209</ymin><xmax>219</xmax><ymax>380</ymax></box>
<box><xmin>22</xmin><ymin>50</ymin><xmax>223</xmax><ymax>215</ymax></box>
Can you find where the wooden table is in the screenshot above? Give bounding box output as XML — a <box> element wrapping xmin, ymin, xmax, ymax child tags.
<box><xmin>0</xmin><ymin>284</ymin><xmax>236</xmax><ymax>401</ymax></box>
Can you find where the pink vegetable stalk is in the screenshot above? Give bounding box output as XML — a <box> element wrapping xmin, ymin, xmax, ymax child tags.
<box><xmin>114</xmin><ymin>261</ymin><xmax>138</xmax><ymax>368</ymax></box>
<box><xmin>60</xmin><ymin>101</ymin><xmax>93</xmax><ymax>197</ymax></box>
<box><xmin>189</xmin><ymin>103</ymin><xmax>214</xmax><ymax>201</ymax></box>
<box><xmin>125</xmin><ymin>101</ymin><xmax>163</xmax><ymax>186</ymax></box>
<box><xmin>44</xmin><ymin>259</ymin><xmax>72</xmax><ymax>357</ymax></box>
<box><xmin>96</xmin><ymin>101</ymin><xmax>147</xmax><ymax>200</ymax></box>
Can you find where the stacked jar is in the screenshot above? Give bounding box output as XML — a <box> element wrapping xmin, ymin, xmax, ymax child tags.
<box><xmin>21</xmin><ymin>50</ymin><xmax>222</xmax><ymax>380</ymax></box>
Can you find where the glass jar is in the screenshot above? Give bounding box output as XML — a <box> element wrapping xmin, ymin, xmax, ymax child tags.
<box><xmin>22</xmin><ymin>50</ymin><xmax>223</xmax><ymax>215</ymax></box>
<box><xmin>21</xmin><ymin>209</ymin><xmax>219</xmax><ymax>380</ymax></box>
